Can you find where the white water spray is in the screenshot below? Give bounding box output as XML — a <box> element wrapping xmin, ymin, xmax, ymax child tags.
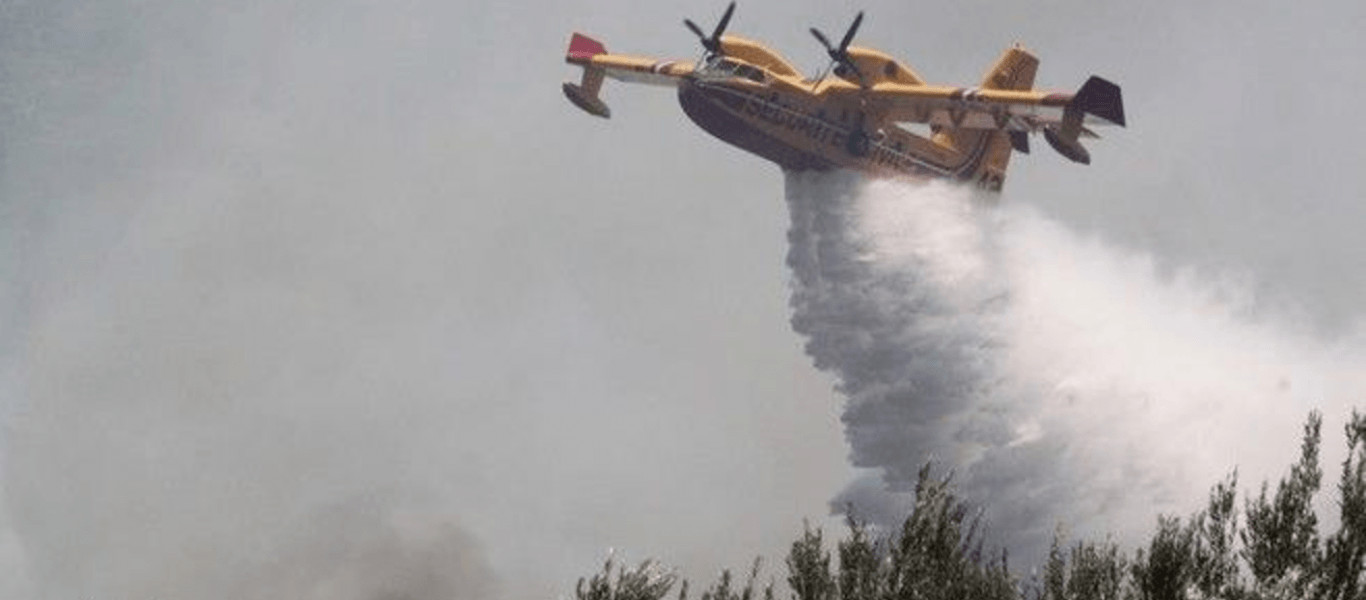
<box><xmin>784</xmin><ymin>170</ymin><xmax>1366</xmax><ymax>559</ymax></box>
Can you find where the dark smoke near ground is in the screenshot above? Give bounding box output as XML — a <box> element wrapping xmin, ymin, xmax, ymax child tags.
<box><xmin>3</xmin><ymin>196</ymin><xmax>500</xmax><ymax>599</ymax></box>
<box><xmin>784</xmin><ymin>170</ymin><xmax>1366</xmax><ymax>563</ymax></box>
<box><xmin>0</xmin><ymin>2</ymin><xmax>500</xmax><ymax>597</ymax></box>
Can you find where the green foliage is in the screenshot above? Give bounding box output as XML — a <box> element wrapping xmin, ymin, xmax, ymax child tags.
<box><xmin>571</xmin><ymin>410</ymin><xmax>1366</xmax><ymax>600</ymax></box>
<box><xmin>698</xmin><ymin>559</ymin><xmax>772</xmax><ymax>600</ymax></box>
<box><xmin>1067</xmin><ymin>538</ymin><xmax>1125</xmax><ymax>600</ymax></box>
<box><xmin>1042</xmin><ymin>528</ymin><xmax>1125</xmax><ymax>600</ymax></box>
<box><xmin>1242</xmin><ymin>411</ymin><xmax>1323</xmax><ymax>596</ymax></box>
<box><xmin>837</xmin><ymin>514</ymin><xmax>882</xmax><ymax>600</ymax></box>
<box><xmin>576</xmin><ymin>554</ymin><xmax>682</xmax><ymax>600</ymax></box>
<box><xmin>1043</xmin><ymin>530</ymin><xmax>1068</xmax><ymax>600</ymax></box>
<box><xmin>1315</xmin><ymin>410</ymin><xmax>1366</xmax><ymax>600</ymax></box>
<box><xmin>881</xmin><ymin>464</ymin><xmax>1015</xmax><ymax>600</ymax></box>
<box><xmin>787</xmin><ymin>522</ymin><xmax>835</xmax><ymax>600</ymax></box>
<box><xmin>781</xmin><ymin>464</ymin><xmax>1016</xmax><ymax>600</ymax></box>
<box><xmin>1131</xmin><ymin>515</ymin><xmax>1196</xmax><ymax>600</ymax></box>
<box><xmin>1190</xmin><ymin>472</ymin><xmax>1240</xmax><ymax>599</ymax></box>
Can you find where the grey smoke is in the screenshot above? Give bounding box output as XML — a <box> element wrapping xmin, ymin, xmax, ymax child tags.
<box><xmin>0</xmin><ymin>2</ymin><xmax>850</xmax><ymax>597</ymax></box>
<box><xmin>3</xmin><ymin>149</ymin><xmax>502</xmax><ymax>597</ymax></box>
<box><xmin>785</xmin><ymin>170</ymin><xmax>1366</xmax><ymax>562</ymax></box>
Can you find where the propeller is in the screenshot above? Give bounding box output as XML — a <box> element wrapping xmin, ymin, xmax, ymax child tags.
<box><xmin>810</xmin><ymin>11</ymin><xmax>865</xmax><ymax>86</ymax></box>
<box><xmin>684</xmin><ymin>2</ymin><xmax>736</xmax><ymax>58</ymax></box>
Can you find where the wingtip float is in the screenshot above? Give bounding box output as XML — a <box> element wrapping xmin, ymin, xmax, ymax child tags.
<box><xmin>562</xmin><ymin>5</ymin><xmax>1125</xmax><ymax>191</ymax></box>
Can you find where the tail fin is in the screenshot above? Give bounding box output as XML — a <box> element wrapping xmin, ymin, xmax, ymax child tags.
<box><xmin>1044</xmin><ymin>76</ymin><xmax>1125</xmax><ymax>164</ymax></box>
<box><xmin>935</xmin><ymin>45</ymin><xmax>1039</xmax><ymax>191</ymax></box>
<box><xmin>1071</xmin><ymin>76</ymin><xmax>1124</xmax><ymax>126</ymax></box>
<box><xmin>981</xmin><ymin>44</ymin><xmax>1039</xmax><ymax>92</ymax></box>
<box><xmin>563</xmin><ymin>33</ymin><xmax>612</xmax><ymax>118</ymax></box>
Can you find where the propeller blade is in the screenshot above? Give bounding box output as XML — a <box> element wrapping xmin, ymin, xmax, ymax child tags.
<box><xmin>810</xmin><ymin>27</ymin><xmax>834</xmax><ymax>54</ymax></box>
<box><xmin>837</xmin><ymin>11</ymin><xmax>863</xmax><ymax>53</ymax></box>
<box><xmin>685</xmin><ymin>3</ymin><xmax>735</xmax><ymax>56</ymax></box>
<box><xmin>685</xmin><ymin>18</ymin><xmax>707</xmax><ymax>42</ymax></box>
<box><xmin>710</xmin><ymin>2</ymin><xmax>736</xmax><ymax>43</ymax></box>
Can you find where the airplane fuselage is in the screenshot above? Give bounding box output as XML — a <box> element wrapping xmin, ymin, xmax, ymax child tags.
<box><xmin>677</xmin><ymin>76</ymin><xmax>1002</xmax><ymax>187</ymax></box>
<box><xmin>562</xmin><ymin>24</ymin><xmax>1123</xmax><ymax>192</ymax></box>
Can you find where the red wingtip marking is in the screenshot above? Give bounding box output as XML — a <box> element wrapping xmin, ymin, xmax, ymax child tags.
<box><xmin>567</xmin><ymin>33</ymin><xmax>607</xmax><ymax>61</ymax></box>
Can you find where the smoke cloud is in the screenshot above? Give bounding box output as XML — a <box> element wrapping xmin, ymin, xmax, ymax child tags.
<box><xmin>785</xmin><ymin>170</ymin><xmax>1366</xmax><ymax>560</ymax></box>
<box><xmin>3</xmin><ymin>174</ymin><xmax>500</xmax><ymax>599</ymax></box>
<box><xmin>0</xmin><ymin>3</ymin><xmax>849</xmax><ymax>597</ymax></box>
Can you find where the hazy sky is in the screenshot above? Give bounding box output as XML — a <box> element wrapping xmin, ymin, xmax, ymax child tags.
<box><xmin>2</xmin><ymin>0</ymin><xmax>1366</xmax><ymax>598</ymax></box>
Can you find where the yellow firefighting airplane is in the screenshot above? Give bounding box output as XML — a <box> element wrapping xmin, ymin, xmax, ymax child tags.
<box><xmin>563</xmin><ymin>4</ymin><xmax>1125</xmax><ymax>191</ymax></box>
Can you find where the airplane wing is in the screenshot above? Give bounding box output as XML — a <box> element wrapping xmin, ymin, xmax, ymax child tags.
<box><xmin>857</xmin><ymin>76</ymin><xmax>1125</xmax><ymax>132</ymax></box>
<box><xmin>563</xmin><ymin>33</ymin><xmax>694</xmax><ymax>118</ymax></box>
<box><xmin>835</xmin><ymin>76</ymin><xmax>1125</xmax><ymax>162</ymax></box>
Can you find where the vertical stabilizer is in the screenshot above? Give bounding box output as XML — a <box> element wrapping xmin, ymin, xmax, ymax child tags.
<box><xmin>935</xmin><ymin>45</ymin><xmax>1039</xmax><ymax>191</ymax></box>
<box><xmin>981</xmin><ymin>44</ymin><xmax>1038</xmax><ymax>92</ymax></box>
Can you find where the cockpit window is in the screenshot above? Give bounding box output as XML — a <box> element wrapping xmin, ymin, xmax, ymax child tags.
<box><xmin>699</xmin><ymin>58</ymin><xmax>768</xmax><ymax>84</ymax></box>
<box><xmin>735</xmin><ymin>63</ymin><xmax>766</xmax><ymax>83</ymax></box>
